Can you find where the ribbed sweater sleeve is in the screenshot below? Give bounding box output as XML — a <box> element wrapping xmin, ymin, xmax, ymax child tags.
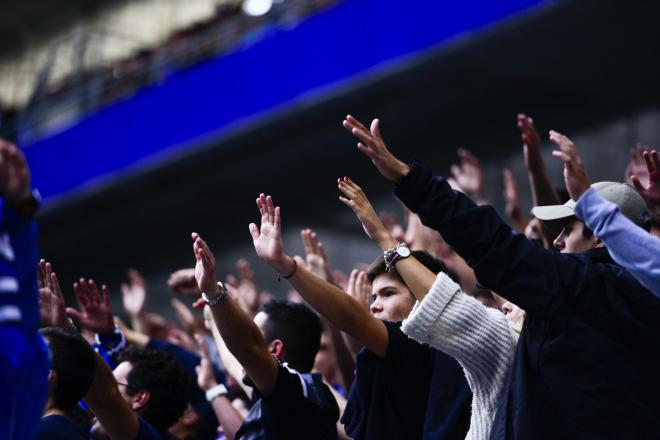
<box><xmin>402</xmin><ymin>272</ymin><xmax>516</xmax><ymax>440</ymax></box>
<box><xmin>574</xmin><ymin>187</ymin><xmax>660</xmax><ymax>299</ymax></box>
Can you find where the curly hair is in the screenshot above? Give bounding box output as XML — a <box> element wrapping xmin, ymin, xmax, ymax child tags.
<box><xmin>117</xmin><ymin>347</ymin><xmax>189</xmax><ymax>431</ymax></box>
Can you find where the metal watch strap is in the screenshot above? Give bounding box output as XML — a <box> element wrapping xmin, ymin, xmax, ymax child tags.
<box><xmin>384</xmin><ymin>242</ymin><xmax>408</xmax><ymax>271</ymax></box>
<box><xmin>202</xmin><ymin>282</ymin><xmax>230</xmax><ymax>307</ymax></box>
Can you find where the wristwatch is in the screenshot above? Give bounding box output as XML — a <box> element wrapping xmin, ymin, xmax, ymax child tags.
<box><xmin>205</xmin><ymin>383</ymin><xmax>228</xmax><ymax>402</ymax></box>
<box><xmin>383</xmin><ymin>242</ymin><xmax>411</xmax><ymax>271</ymax></box>
<box><xmin>201</xmin><ymin>282</ymin><xmax>230</xmax><ymax>307</ymax></box>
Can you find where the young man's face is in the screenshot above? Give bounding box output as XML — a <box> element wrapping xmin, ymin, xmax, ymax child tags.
<box><xmin>553</xmin><ymin>217</ymin><xmax>599</xmax><ymax>254</ymax></box>
<box><xmin>370</xmin><ymin>273</ymin><xmax>416</xmax><ymax>322</ymax></box>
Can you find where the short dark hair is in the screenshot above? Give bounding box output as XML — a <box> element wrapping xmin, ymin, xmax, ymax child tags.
<box><xmin>117</xmin><ymin>347</ymin><xmax>189</xmax><ymax>431</ymax></box>
<box><xmin>259</xmin><ymin>299</ymin><xmax>322</xmax><ymax>373</ymax></box>
<box><xmin>367</xmin><ymin>250</ymin><xmax>457</xmax><ymax>285</ymax></box>
<box><xmin>39</xmin><ymin>327</ymin><xmax>96</xmax><ymax>414</ymax></box>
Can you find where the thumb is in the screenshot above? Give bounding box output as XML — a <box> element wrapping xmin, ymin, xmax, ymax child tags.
<box><xmin>249</xmin><ymin>223</ymin><xmax>260</xmax><ymax>241</ymax></box>
<box><xmin>630</xmin><ymin>174</ymin><xmax>645</xmax><ymax>193</ymax></box>
<box><xmin>66</xmin><ymin>307</ymin><xmax>83</xmax><ymax>322</ymax></box>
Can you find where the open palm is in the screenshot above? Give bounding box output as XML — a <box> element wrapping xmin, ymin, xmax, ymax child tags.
<box><xmin>250</xmin><ymin>194</ymin><xmax>285</xmax><ymax>262</ymax></box>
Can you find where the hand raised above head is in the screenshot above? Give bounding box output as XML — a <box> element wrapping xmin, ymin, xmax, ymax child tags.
<box><xmin>249</xmin><ymin>193</ymin><xmax>295</xmax><ymax>276</ymax></box>
<box><xmin>337</xmin><ymin>176</ymin><xmax>394</xmax><ymax>248</ymax></box>
<box><xmin>121</xmin><ymin>269</ymin><xmax>147</xmax><ymax>317</ymax></box>
<box><xmin>449</xmin><ymin>148</ymin><xmax>484</xmax><ymax>198</ymax></box>
<box><xmin>191</xmin><ymin>232</ymin><xmax>220</xmax><ymax>297</ymax></box>
<box><xmin>38</xmin><ymin>259</ymin><xmax>69</xmax><ymax>329</ymax></box>
<box><xmin>549</xmin><ymin>130</ymin><xmax>590</xmax><ymax>201</ymax></box>
<box><xmin>301</xmin><ymin>228</ymin><xmax>334</xmax><ymax>282</ymax></box>
<box><xmin>67</xmin><ymin>278</ymin><xmax>115</xmax><ymax>334</ymax></box>
<box><xmin>346</xmin><ymin>269</ymin><xmax>371</xmax><ymax>312</ymax></box>
<box><xmin>517</xmin><ymin>113</ymin><xmax>542</xmax><ymax>170</ymax></box>
<box><xmin>630</xmin><ymin>149</ymin><xmax>660</xmax><ymax>209</ymax></box>
<box><xmin>342</xmin><ymin>115</ymin><xmax>410</xmax><ymax>183</ymax></box>
<box><xmin>168</xmin><ymin>268</ymin><xmax>200</xmax><ymax>297</ymax></box>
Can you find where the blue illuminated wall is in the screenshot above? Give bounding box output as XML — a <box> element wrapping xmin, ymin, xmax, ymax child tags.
<box><xmin>23</xmin><ymin>0</ymin><xmax>546</xmax><ymax>204</ymax></box>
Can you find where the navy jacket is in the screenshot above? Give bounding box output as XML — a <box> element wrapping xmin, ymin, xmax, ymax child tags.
<box><xmin>395</xmin><ymin>162</ymin><xmax>660</xmax><ymax>439</ymax></box>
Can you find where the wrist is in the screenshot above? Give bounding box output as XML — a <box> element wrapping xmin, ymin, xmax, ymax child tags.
<box><xmin>272</xmin><ymin>255</ymin><xmax>295</xmax><ymax>276</ymax></box>
<box><xmin>377</xmin><ymin>233</ymin><xmax>398</xmax><ymax>251</ymax></box>
<box><xmin>394</xmin><ymin>161</ymin><xmax>411</xmax><ymax>183</ymax></box>
<box><xmin>201</xmin><ymin>380</ymin><xmax>219</xmax><ymax>392</ymax></box>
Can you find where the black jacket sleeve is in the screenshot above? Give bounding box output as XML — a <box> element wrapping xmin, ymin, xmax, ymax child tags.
<box><xmin>393</xmin><ymin>162</ymin><xmax>660</xmax><ymax>332</ymax></box>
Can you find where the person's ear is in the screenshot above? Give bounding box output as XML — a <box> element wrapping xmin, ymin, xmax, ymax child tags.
<box><xmin>131</xmin><ymin>390</ymin><xmax>151</xmax><ymax>411</ymax></box>
<box><xmin>594</xmin><ymin>236</ymin><xmax>604</xmax><ymax>248</ymax></box>
<box><xmin>268</xmin><ymin>339</ymin><xmax>285</xmax><ymax>361</ymax></box>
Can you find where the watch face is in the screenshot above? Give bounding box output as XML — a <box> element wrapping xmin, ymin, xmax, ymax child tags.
<box><xmin>397</xmin><ymin>246</ymin><xmax>411</xmax><ymax>257</ymax></box>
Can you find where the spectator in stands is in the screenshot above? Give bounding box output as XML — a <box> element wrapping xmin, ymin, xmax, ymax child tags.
<box><xmin>552</xmin><ymin>139</ymin><xmax>660</xmax><ymax>298</ymax></box>
<box><xmin>338</xmin><ymin>175</ymin><xmax>519</xmax><ymax>440</ymax></box>
<box><xmin>0</xmin><ymin>139</ymin><xmax>49</xmax><ymax>440</ymax></box>
<box><xmin>344</xmin><ymin>114</ymin><xmax>660</xmax><ymax>439</ymax></box>
<box><xmin>248</xmin><ymin>193</ymin><xmax>471</xmax><ymax>440</ymax></box>
<box><xmin>37</xmin><ymin>327</ymin><xmax>96</xmax><ymax>440</ymax></box>
<box><xmin>47</xmin><ymin>272</ymin><xmax>189</xmax><ymax>440</ymax></box>
<box><xmin>191</xmin><ymin>232</ymin><xmax>339</xmax><ymax>439</ymax></box>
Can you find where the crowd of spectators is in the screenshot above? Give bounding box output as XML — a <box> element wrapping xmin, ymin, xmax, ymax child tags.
<box><xmin>1</xmin><ymin>111</ymin><xmax>659</xmax><ymax>439</ymax></box>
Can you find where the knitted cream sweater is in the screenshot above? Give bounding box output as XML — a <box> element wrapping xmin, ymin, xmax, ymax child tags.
<box><xmin>402</xmin><ymin>273</ymin><xmax>518</xmax><ymax>440</ymax></box>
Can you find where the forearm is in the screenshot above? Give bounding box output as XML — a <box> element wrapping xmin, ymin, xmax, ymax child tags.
<box><xmin>287</xmin><ymin>265</ymin><xmax>380</xmax><ymax>343</ymax></box>
<box><xmin>328</xmin><ymin>324</ymin><xmax>355</xmax><ymax>390</ymax></box>
<box><xmin>393</xmin><ymin>162</ymin><xmax>570</xmax><ymax>314</ymax></box>
<box><xmin>211</xmin><ymin>396</ymin><xmax>244</xmax><ymax>440</ymax></box>
<box><xmin>210</xmin><ymin>297</ymin><xmax>270</xmax><ymax>373</ymax></box>
<box><xmin>528</xmin><ymin>166</ymin><xmax>562</xmax><ymax>207</ymax></box>
<box><xmin>575</xmin><ymin>189</ymin><xmax>660</xmax><ymax>297</ymax></box>
<box><xmin>209</xmin><ymin>321</ymin><xmax>252</xmax><ymax>396</ymax></box>
<box><xmin>85</xmin><ymin>353</ymin><xmax>139</xmax><ymax>440</ymax></box>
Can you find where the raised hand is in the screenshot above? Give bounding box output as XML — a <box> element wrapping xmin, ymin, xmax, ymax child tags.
<box><xmin>38</xmin><ymin>259</ymin><xmax>69</xmax><ymax>329</ymax></box>
<box><xmin>450</xmin><ymin>148</ymin><xmax>484</xmax><ymax>198</ymax></box>
<box><xmin>346</xmin><ymin>269</ymin><xmax>371</xmax><ymax>312</ymax></box>
<box><xmin>549</xmin><ymin>130</ymin><xmax>590</xmax><ymax>201</ymax></box>
<box><xmin>624</xmin><ymin>144</ymin><xmax>650</xmax><ymax>187</ymax></box>
<box><xmin>67</xmin><ymin>278</ymin><xmax>115</xmax><ymax>334</ymax></box>
<box><xmin>0</xmin><ymin>139</ymin><xmax>31</xmax><ymax>206</ymax></box>
<box><xmin>249</xmin><ymin>193</ymin><xmax>295</xmax><ymax>275</ymax></box>
<box><xmin>517</xmin><ymin>113</ymin><xmax>543</xmax><ymax>172</ymax></box>
<box><xmin>121</xmin><ymin>269</ymin><xmax>147</xmax><ymax>317</ymax></box>
<box><xmin>342</xmin><ymin>115</ymin><xmax>410</xmax><ymax>183</ymax></box>
<box><xmin>338</xmin><ymin>176</ymin><xmax>394</xmax><ymax>247</ymax></box>
<box><xmin>630</xmin><ymin>149</ymin><xmax>660</xmax><ymax>209</ymax></box>
<box><xmin>192</xmin><ymin>233</ymin><xmax>220</xmax><ymax>297</ymax></box>
<box><xmin>235</xmin><ymin>259</ymin><xmax>259</xmax><ymax>312</ymax></box>
<box><xmin>167</xmin><ymin>268</ymin><xmax>200</xmax><ymax>297</ymax></box>
<box><xmin>301</xmin><ymin>229</ymin><xmax>334</xmax><ymax>282</ymax></box>
<box><xmin>171</xmin><ymin>298</ymin><xmax>202</xmax><ymax>335</ymax></box>
<box><xmin>194</xmin><ymin>334</ymin><xmax>218</xmax><ymax>391</ymax></box>
<box><xmin>502</xmin><ymin>168</ymin><xmax>527</xmax><ymax>233</ymax></box>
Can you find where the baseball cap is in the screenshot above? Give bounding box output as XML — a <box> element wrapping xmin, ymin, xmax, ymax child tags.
<box><xmin>531</xmin><ymin>181</ymin><xmax>650</xmax><ymax>227</ymax></box>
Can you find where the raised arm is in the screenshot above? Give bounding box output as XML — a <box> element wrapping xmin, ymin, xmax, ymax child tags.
<box><xmin>554</xmin><ymin>139</ymin><xmax>660</xmax><ymax>298</ymax></box>
<box><xmin>249</xmin><ymin>193</ymin><xmax>389</xmax><ymax>358</ymax></box>
<box><xmin>85</xmin><ymin>351</ymin><xmax>140</xmax><ymax>440</ymax></box>
<box><xmin>67</xmin><ymin>279</ymin><xmax>138</xmax><ymax>440</ymax></box>
<box><xmin>194</xmin><ymin>333</ymin><xmax>244</xmax><ymax>440</ymax></box>
<box><xmin>337</xmin><ymin>177</ymin><xmax>437</xmax><ymax>301</ymax></box>
<box><xmin>191</xmin><ymin>232</ymin><xmax>279</xmax><ymax>396</ymax></box>
<box><xmin>630</xmin><ymin>149</ymin><xmax>660</xmax><ymax>210</ymax></box>
<box><xmin>517</xmin><ymin>114</ymin><xmax>562</xmax><ymax>206</ymax></box>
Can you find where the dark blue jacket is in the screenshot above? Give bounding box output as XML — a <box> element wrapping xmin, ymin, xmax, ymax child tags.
<box><xmin>394</xmin><ymin>162</ymin><xmax>660</xmax><ymax>440</ymax></box>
